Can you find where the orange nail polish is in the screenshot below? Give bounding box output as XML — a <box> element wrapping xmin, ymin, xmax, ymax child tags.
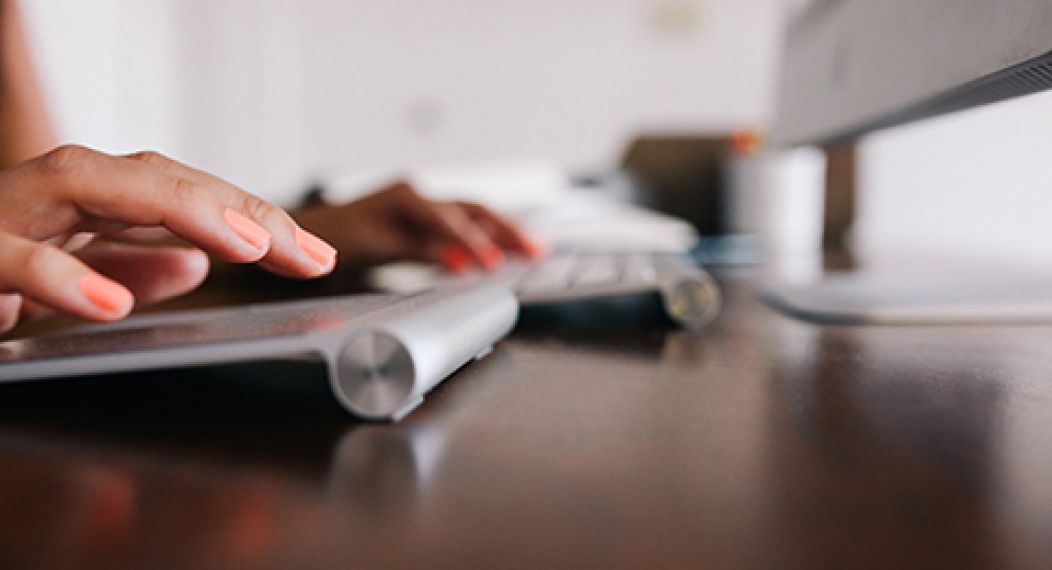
<box><xmin>480</xmin><ymin>245</ymin><xmax>504</xmax><ymax>271</ymax></box>
<box><xmin>79</xmin><ymin>274</ymin><xmax>133</xmax><ymax>314</ymax></box>
<box><xmin>441</xmin><ymin>247</ymin><xmax>472</xmax><ymax>274</ymax></box>
<box><xmin>223</xmin><ymin>209</ymin><xmax>271</xmax><ymax>250</ymax></box>
<box><xmin>295</xmin><ymin>227</ymin><xmax>337</xmax><ymax>268</ymax></box>
<box><xmin>524</xmin><ymin>238</ymin><xmax>548</xmax><ymax>260</ymax></box>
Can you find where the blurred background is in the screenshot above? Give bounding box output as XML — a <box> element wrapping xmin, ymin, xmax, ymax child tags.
<box><xmin>22</xmin><ymin>0</ymin><xmax>784</xmax><ymax>200</ymax></box>
<box><xmin>19</xmin><ymin>0</ymin><xmax>1052</xmax><ymax>266</ymax></box>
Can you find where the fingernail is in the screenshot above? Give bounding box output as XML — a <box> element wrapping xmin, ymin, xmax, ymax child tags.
<box><xmin>295</xmin><ymin>227</ymin><xmax>337</xmax><ymax>269</ymax></box>
<box><xmin>79</xmin><ymin>274</ymin><xmax>133</xmax><ymax>314</ymax></box>
<box><xmin>223</xmin><ymin>209</ymin><xmax>271</xmax><ymax>250</ymax></box>
<box><xmin>524</xmin><ymin>238</ymin><xmax>548</xmax><ymax>260</ymax></box>
<box><xmin>480</xmin><ymin>245</ymin><xmax>505</xmax><ymax>271</ymax></box>
<box><xmin>441</xmin><ymin>247</ymin><xmax>472</xmax><ymax>275</ymax></box>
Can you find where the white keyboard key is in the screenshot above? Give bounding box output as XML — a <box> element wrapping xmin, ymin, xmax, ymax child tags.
<box><xmin>623</xmin><ymin>254</ymin><xmax>658</xmax><ymax>284</ymax></box>
<box><xmin>490</xmin><ymin>260</ymin><xmax>532</xmax><ymax>288</ymax></box>
<box><xmin>517</xmin><ymin>256</ymin><xmax>576</xmax><ymax>295</ymax></box>
<box><xmin>572</xmin><ymin>256</ymin><xmax>622</xmax><ymax>287</ymax></box>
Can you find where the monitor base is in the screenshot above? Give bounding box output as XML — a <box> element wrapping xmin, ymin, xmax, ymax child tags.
<box><xmin>762</xmin><ymin>271</ymin><xmax>1052</xmax><ymax>325</ymax></box>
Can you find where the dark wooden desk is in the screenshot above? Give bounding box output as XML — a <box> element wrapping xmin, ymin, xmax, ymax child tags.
<box><xmin>0</xmin><ymin>272</ymin><xmax>1050</xmax><ymax>570</ymax></box>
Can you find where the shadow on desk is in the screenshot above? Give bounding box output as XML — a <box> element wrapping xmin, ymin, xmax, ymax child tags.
<box><xmin>0</xmin><ymin>360</ymin><xmax>351</xmax><ymax>477</ymax></box>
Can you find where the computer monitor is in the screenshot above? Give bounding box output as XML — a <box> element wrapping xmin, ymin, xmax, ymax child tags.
<box><xmin>773</xmin><ymin>0</ymin><xmax>1052</xmax><ymax>146</ymax></box>
<box><xmin>763</xmin><ymin>0</ymin><xmax>1052</xmax><ymax>324</ymax></box>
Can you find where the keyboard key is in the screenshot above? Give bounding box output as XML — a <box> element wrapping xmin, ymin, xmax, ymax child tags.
<box><xmin>517</xmin><ymin>256</ymin><xmax>576</xmax><ymax>295</ymax></box>
<box><xmin>623</xmin><ymin>254</ymin><xmax>658</xmax><ymax>284</ymax></box>
<box><xmin>572</xmin><ymin>256</ymin><xmax>622</xmax><ymax>287</ymax></box>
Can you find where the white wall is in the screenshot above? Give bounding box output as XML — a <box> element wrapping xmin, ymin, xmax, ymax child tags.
<box><xmin>22</xmin><ymin>0</ymin><xmax>182</xmax><ymax>155</ymax></box>
<box><xmin>294</xmin><ymin>0</ymin><xmax>783</xmax><ymax>179</ymax></box>
<box><xmin>21</xmin><ymin>0</ymin><xmax>784</xmax><ymax>204</ymax></box>
<box><xmin>857</xmin><ymin>91</ymin><xmax>1052</xmax><ymax>267</ymax></box>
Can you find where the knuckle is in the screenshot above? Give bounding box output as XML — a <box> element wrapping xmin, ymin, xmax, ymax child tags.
<box><xmin>168</xmin><ymin>177</ymin><xmax>204</xmax><ymax>210</ymax></box>
<box><xmin>38</xmin><ymin>144</ymin><xmax>93</xmax><ymax>181</ymax></box>
<box><xmin>390</xmin><ymin>180</ymin><xmax>418</xmax><ymax>197</ymax></box>
<box><xmin>442</xmin><ymin>206</ymin><xmax>470</xmax><ymax>225</ymax></box>
<box><xmin>127</xmin><ymin>150</ymin><xmax>170</xmax><ymax>168</ymax></box>
<box><xmin>20</xmin><ymin>243</ymin><xmax>57</xmax><ymax>279</ymax></box>
<box><xmin>436</xmin><ymin>204</ymin><xmax>462</xmax><ymax>222</ymax></box>
<box><xmin>242</xmin><ymin>195</ymin><xmax>289</xmax><ymax>227</ymax></box>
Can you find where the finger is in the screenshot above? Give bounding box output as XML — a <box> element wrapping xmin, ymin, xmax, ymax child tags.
<box><xmin>455</xmin><ymin>202</ymin><xmax>546</xmax><ymax>258</ymax></box>
<box><xmin>8</xmin><ymin>244</ymin><xmax>204</xmax><ymax>327</ymax></box>
<box><xmin>0</xmin><ymin>294</ymin><xmax>22</xmax><ymax>334</ymax></box>
<box><xmin>122</xmin><ymin>150</ymin><xmax>337</xmax><ymax>279</ymax></box>
<box><xmin>8</xmin><ymin>146</ymin><xmax>334</xmax><ymax>279</ymax></box>
<box><xmin>431</xmin><ymin>205</ymin><xmax>506</xmax><ymax>270</ymax></box>
<box><xmin>371</xmin><ymin>184</ymin><xmax>488</xmax><ymax>265</ymax></box>
<box><xmin>112</xmin><ymin>226</ymin><xmax>177</xmax><ymax>243</ymax></box>
<box><xmin>75</xmin><ymin>244</ymin><xmax>209</xmax><ymax>306</ymax></box>
<box><xmin>0</xmin><ymin>231</ymin><xmax>134</xmax><ymax>323</ymax></box>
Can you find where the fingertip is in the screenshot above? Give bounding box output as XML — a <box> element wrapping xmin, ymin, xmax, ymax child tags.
<box><xmin>524</xmin><ymin>237</ymin><xmax>549</xmax><ymax>260</ymax></box>
<box><xmin>223</xmin><ymin>208</ymin><xmax>272</xmax><ymax>262</ymax></box>
<box><xmin>158</xmin><ymin>247</ymin><xmax>211</xmax><ymax>295</ymax></box>
<box><xmin>479</xmin><ymin>244</ymin><xmax>505</xmax><ymax>271</ymax></box>
<box><xmin>178</xmin><ymin>248</ymin><xmax>211</xmax><ymax>287</ymax></box>
<box><xmin>294</xmin><ymin>227</ymin><xmax>338</xmax><ymax>276</ymax></box>
<box><xmin>79</xmin><ymin>273</ymin><xmax>134</xmax><ymax>320</ymax></box>
<box><xmin>224</xmin><ymin>209</ymin><xmax>271</xmax><ymax>249</ymax></box>
<box><xmin>440</xmin><ymin>246</ymin><xmax>473</xmax><ymax>275</ymax></box>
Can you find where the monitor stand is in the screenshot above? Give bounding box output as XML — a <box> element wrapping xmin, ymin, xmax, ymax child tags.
<box><xmin>760</xmin><ymin>255</ymin><xmax>1052</xmax><ymax>325</ymax></box>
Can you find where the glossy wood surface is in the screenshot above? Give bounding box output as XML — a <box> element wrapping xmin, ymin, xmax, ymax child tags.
<box><xmin>1</xmin><ymin>272</ymin><xmax>1051</xmax><ymax>570</ymax></box>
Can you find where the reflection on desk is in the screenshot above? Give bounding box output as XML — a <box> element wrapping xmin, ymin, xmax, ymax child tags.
<box><xmin>0</xmin><ymin>274</ymin><xmax>1050</xmax><ymax>569</ymax></box>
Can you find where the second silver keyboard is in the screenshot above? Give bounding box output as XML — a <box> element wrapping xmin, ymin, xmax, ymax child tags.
<box><xmin>488</xmin><ymin>252</ymin><xmax>722</xmax><ymax>329</ymax></box>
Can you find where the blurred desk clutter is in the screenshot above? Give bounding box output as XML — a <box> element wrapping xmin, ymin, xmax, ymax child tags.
<box><xmin>317</xmin><ymin>132</ymin><xmax>835</xmax><ymax>267</ymax></box>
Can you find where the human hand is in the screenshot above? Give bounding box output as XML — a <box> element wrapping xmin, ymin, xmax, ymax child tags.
<box><xmin>0</xmin><ymin>145</ymin><xmax>337</xmax><ymax>333</ymax></box>
<box><xmin>293</xmin><ymin>181</ymin><xmax>545</xmax><ymax>273</ymax></box>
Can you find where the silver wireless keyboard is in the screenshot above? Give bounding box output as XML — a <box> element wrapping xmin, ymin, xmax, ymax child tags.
<box><xmin>0</xmin><ymin>283</ymin><xmax>518</xmax><ymax>421</ymax></box>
